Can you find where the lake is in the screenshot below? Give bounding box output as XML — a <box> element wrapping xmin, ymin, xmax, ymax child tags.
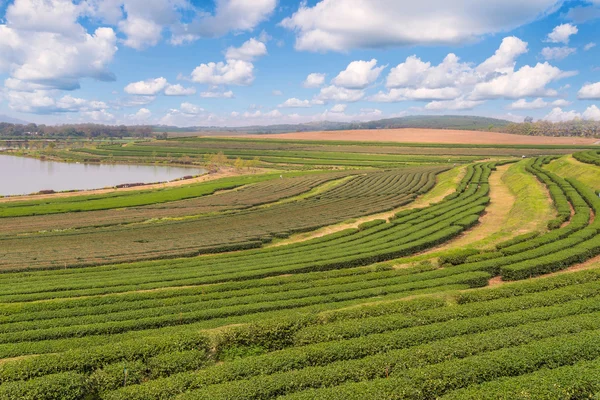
<box><xmin>0</xmin><ymin>154</ymin><xmax>206</xmax><ymax>196</ymax></box>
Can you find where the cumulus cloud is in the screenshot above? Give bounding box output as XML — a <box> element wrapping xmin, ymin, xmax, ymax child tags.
<box><xmin>578</xmin><ymin>82</ymin><xmax>600</xmax><ymax>99</ymax></box>
<box><xmin>372</xmin><ymin>36</ymin><xmax>572</xmax><ymax>103</ymax></box>
<box><xmin>583</xmin><ymin>105</ymin><xmax>600</xmax><ymax>120</ymax></box>
<box><xmin>546</xmin><ymin>23</ymin><xmax>578</xmax><ymax>44</ymax></box>
<box><xmin>6</xmin><ymin>90</ymin><xmax>109</xmax><ymax>114</ymax></box>
<box><xmin>82</xmin><ymin>109</ymin><xmax>116</xmax><ymax>122</ymax></box>
<box><xmin>180</xmin><ymin>102</ymin><xmax>204</xmax><ymax>115</ymax></box>
<box><xmin>115</xmin><ymin>95</ymin><xmax>156</xmax><ymax>108</ymax></box>
<box><xmin>543</xmin><ymin>107</ymin><xmax>581</xmax><ymax>122</ymax></box>
<box><xmin>123</xmin><ymin>78</ymin><xmax>195</xmax><ymax>96</ymax></box>
<box><xmin>128</xmin><ymin>107</ymin><xmax>152</xmax><ymax>122</ymax></box>
<box><xmin>278</xmin><ymin>98</ymin><xmax>313</xmax><ymax>108</ymax></box>
<box><xmin>370</xmin><ymin>87</ymin><xmax>462</xmax><ymax>102</ymax></box>
<box><xmin>124</xmin><ymin>77</ymin><xmax>168</xmax><ymax>95</ymax></box>
<box><xmin>330</xmin><ymin>104</ymin><xmax>347</xmax><ymax>113</ymax></box>
<box><xmin>316</xmin><ymin>85</ymin><xmax>365</xmax><ymax>102</ymax></box>
<box><xmin>171</xmin><ymin>0</ymin><xmax>276</xmax><ymax>44</ymax></box>
<box><xmin>331</xmin><ymin>59</ymin><xmax>386</xmax><ymax>89</ymax></box>
<box><xmin>225</xmin><ymin>38</ymin><xmax>267</xmax><ymax>61</ymax></box>
<box><xmin>164</xmin><ymin>84</ymin><xmax>196</xmax><ymax>96</ymax></box>
<box><xmin>476</xmin><ymin>36</ymin><xmax>529</xmax><ymax>75</ymax></box>
<box><xmin>199</xmin><ymin>90</ymin><xmax>234</xmax><ymax>98</ymax></box>
<box><xmin>541</xmin><ymin>105</ymin><xmax>600</xmax><ymax>122</ymax></box>
<box><xmin>584</xmin><ymin>42</ymin><xmax>597</xmax><ymax>51</ymax></box>
<box><xmin>471</xmin><ymin>63</ymin><xmax>574</xmax><ymax>100</ymax></box>
<box><xmin>541</xmin><ymin>46</ymin><xmax>576</xmax><ymax>61</ymax></box>
<box><xmin>424</xmin><ymin>98</ymin><xmax>484</xmax><ymax>111</ymax></box>
<box><xmin>0</xmin><ymin>22</ymin><xmax>117</xmax><ymax>91</ymax></box>
<box><xmin>303</xmin><ymin>73</ymin><xmax>326</xmax><ymax>88</ymax></box>
<box><xmin>86</xmin><ymin>0</ymin><xmax>188</xmax><ymax>49</ymax></box>
<box><xmin>191</xmin><ymin>59</ymin><xmax>254</xmax><ymax>86</ymax></box>
<box><xmin>507</xmin><ymin>98</ymin><xmax>571</xmax><ymax>110</ymax></box>
<box><xmin>281</xmin><ymin>0</ymin><xmax>559</xmax><ymax>52</ymax></box>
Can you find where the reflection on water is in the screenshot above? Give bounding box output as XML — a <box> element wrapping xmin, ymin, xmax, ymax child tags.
<box><xmin>0</xmin><ymin>155</ymin><xmax>205</xmax><ymax>196</ymax></box>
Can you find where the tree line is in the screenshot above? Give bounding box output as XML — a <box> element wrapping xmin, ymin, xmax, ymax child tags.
<box><xmin>499</xmin><ymin>119</ymin><xmax>600</xmax><ymax>138</ymax></box>
<box><xmin>0</xmin><ymin>123</ymin><xmax>156</xmax><ymax>139</ymax></box>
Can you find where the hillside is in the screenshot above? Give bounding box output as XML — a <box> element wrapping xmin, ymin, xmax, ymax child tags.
<box><xmin>155</xmin><ymin>115</ymin><xmax>512</xmax><ymax>134</ymax></box>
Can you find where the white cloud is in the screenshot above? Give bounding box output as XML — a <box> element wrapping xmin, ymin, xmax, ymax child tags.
<box><xmin>124</xmin><ymin>77</ymin><xmax>168</xmax><ymax>95</ymax></box>
<box><xmin>225</xmin><ymin>38</ymin><xmax>267</xmax><ymax>61</ymax></box>
<box><xmin>6</xmin><ymin>90</ymin><xmax>108</xmax><ymax>114</ymax></box>
<box><xmin>543</xmin><ymin>107</ymin><xmax>580</xmax><ymax>122</ymax></box>
<box><xmin>331</xmin><ymin>59</ymin><xmax>386</xmax><ymax>89</ymax></box>
<box><xmin>116</xmin><ymin>95</ymin><xmax>156</xmax><ymax>107</ymax></box>
<box><xmin>507</xmin><ymin>98</ymin><xmax>549</xmax><ymax>110</ymax></box>
<box><xmin>578</xmin><ymin>82</ymin><xmax>600</xmax><ymax>99</ymax></box>
<box><xmin>180</xmin><ymin>102</ymin><xmax>204</xmax><ymax>115</ymax></box>
<box><xmin>507</xmin><ymin>98</ymin><xmax>573</xmax><ymax>110</ymax></box>
<box><xmin>171</xmin><ymin>0</ymin><xmax>276</xmax><ymax>44</ymax></box>
<box><xmin>118</xmin><ymin>15</ymin><xmax>163</xmax><ymax>50</ymax></box>
<box><xmin>200</xmin><ymin>90</ymin><xmax>234</xmax><ymax>98</ymax></box>
<box><xmin>583</xmin><ymin>105</ymin><xmax>600</xmax><ymax>121</ymax></box>
<box><xmin>387</xmin><ymin>53</ymin><xmax>476</xmax><ymax>90</ymax></box>
<box><xmin>0</xmin><ymin>15</ymin><xmax>117</xmax><ymax>91</ymax></box>
<box><xmin>6</xmin><ymin>0</ymin><xmax>83</xmax><ymax>35</ymax></box>
<box><xmin>471</xmin><ymin>62</ymin><xmax>573</xmax><ymax>100</ymax></box>
<box><xmin>476</xmin><ymin>36</ymin><xmax>529</xmax><ymax>75</ymax></box>
<box><xmin>278</xmin><ymin>98</ymin><xmax>312</xmax><ymax>108</ymax></box>
<box><xmin>303</xmin><ymin>73</ymin><xmax>326</xmax><ymax>88</ymax></box>
<box><xmin>541</xmin><ymin>46</ymin><xmax>576</xmax><ymax>61</ymax></box>
<box><xmin>584</xmin><ymin>42</ymin><xmax>597</xmax><ymax>51</ymax></box>
<box><xmin>546</xmin><ymin>23</ymin><xmax>578</xmax><ymax>44</ymax></box>
<box><xmin>191</xmin><ymin>59</ymin><xmax>254</xmax><ymax>86</ymax></box>
<box><xmin>551</xmin><ymin>99</ymin><xmax>572</xmax><ymax>107</ymax></box>
<box><xmin>128</xmin><ymin>107</ymin><xmax>152</xmax><ymax>122</ymax></box>
<box><xmin>82</xmin><ymin>109</ymin><xmax>115</xmax><ymax>122</ymax></box>
<box><xmin>272</xmin><ymin>90</ymin><xmax>283</xmax><ymax>96</ymax></box>
<box><xmin>281</xmin><ymin>0</ymin><xmax>559</xmax><ymax>52</ymax></box>
<box><xmin>164</xmin><ymin>84</ymin><xmax>196</xmax><ymax>96</ymax></box>
<box><xmin>330</xmin><ymin>104</ymin><xmax>347</xmax><ymax>113</ymax></box>
<box><xmin>370</xmin><ymin>87</ymin><xmax>461</xmax><ymax>102</ymax></box>
<box><xmin>377</xmin><ymin>37</ymin><xmax>571</xmax><ymax>104</ymax></box>
<box><xmin>316</xmin><ymin>85</ymin><xmax>365</xmax><ymax>102</ymax></box>
<box><xmin>424</xmin><ymin>98</ymin><xmax>484</xmax><ymax>110</ymax></box>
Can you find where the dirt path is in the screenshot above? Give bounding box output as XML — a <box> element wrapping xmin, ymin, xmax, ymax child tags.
<box><xmin>485</xmin><ymin>255</ymin><xmax>600</xmax><ymax>288</ymax></box>
<box><xmin>0</xmin><ymin>167</ymin><xmax>266</xmax><ymax>203</ymax></box>
<box><xmin>237</xmin><ymin>128</ymin><xmax>598</xmax><ymax>145</ymax></box>
<box><xmin>435</xmin><ymin>164</ymin><xmax>515</xmax><ymax>251</ymax></box>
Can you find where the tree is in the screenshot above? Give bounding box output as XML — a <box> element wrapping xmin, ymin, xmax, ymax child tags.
<box><xmin>247</xmin><ymin>156</ymin><xmax>260</xmax><ymax>171</ymax></box>
<box><xmin>524</xmin><ymin>116</ymin><xmax>534</xmax><ymax>123</ymax></box>
<box><xmin>234</xmin><ymin>157</ymin><xmax>245</xmax><ymax>171</ymax></box>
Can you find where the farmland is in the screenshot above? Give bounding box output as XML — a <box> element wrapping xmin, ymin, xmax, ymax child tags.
<box><xmin>1</xmin><ymin>133</ymin><xmax>600</xmax><ymax>399</ymax></box>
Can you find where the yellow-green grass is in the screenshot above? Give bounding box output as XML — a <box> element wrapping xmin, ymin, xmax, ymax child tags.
<box><xmin>545</xmin><ymin>155</ymin><xmax>600</xmax><ymax>189</ymax></box>
<box><xmin>386</xmin><ymin>160</ymin><xmax>555</xmax><ymax>266</ymax></box>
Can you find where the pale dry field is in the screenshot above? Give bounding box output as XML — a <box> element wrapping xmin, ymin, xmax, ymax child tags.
<box><xmin>238</xmin><ymin>128</ymin><xmax>598</xmax><ymax>145</ymax></box>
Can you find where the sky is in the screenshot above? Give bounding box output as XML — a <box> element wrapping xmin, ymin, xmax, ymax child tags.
<box><xmin>1</xmin><ymin>0</ymin><xmax>600</xmax><ymax>127</ymax></box>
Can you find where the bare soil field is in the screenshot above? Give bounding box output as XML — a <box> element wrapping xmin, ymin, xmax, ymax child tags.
<box><xmin>238</xmin><ymin>128</ymin><xmax>598</xmax><ymax>145</ymax></box>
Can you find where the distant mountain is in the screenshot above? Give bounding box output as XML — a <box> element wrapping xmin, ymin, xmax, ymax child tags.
<box><xmin>0</xmin><ymin>115</ymin><xmax>29</xmax><ymax>125</ymax></box>
<box><xmin>154</xmin><ymin>115</ymin><xmax>512</xmax><ymax>134</ymax></box>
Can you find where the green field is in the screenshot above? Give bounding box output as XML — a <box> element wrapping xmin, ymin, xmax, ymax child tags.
<box><xmin>1</xmin><ymin>137</ymin><xmax>600</xmax><ymax>399</ymax></box>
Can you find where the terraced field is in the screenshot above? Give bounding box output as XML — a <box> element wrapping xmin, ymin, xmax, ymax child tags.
<box><xmin>1</xmin><ymin>137</ymin><xmax>600</xmax><ymax>399</ymax></box>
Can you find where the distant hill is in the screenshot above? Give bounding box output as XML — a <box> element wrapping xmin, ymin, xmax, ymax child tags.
<box><xmin>155</xmin><ymin>115</ymin><xmax>512</xmax><ymax>134</ymax></box>
<box><xmin>0</xmin><ymin>115</ymin><xmax>29</xmax><ymax>125</ymax></box>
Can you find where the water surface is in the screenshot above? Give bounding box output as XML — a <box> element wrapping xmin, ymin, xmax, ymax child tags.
<box><xmin>0</xmin><ymin>154</ymin><xmax>205</xmax><ymax>196</ymax></box>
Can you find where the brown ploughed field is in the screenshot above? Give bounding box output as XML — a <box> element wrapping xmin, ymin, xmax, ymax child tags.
<box><xmin>239</xmin><ymin>128</ymin><xmax>598</xmax><ymax>145</ymax></box>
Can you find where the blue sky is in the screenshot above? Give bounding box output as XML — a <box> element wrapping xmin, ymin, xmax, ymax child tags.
<box><xmin>1</xmin><ymin>0</ymin><xmax>600</xmax><ymax>126</ymax></box>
